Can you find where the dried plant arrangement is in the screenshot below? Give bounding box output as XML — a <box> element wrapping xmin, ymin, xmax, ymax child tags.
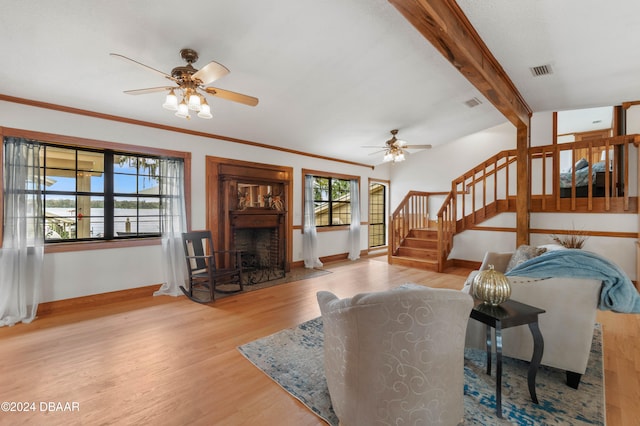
<box><xmin>550</xmin><ymin>228</ymin><xmax>589</xmax><ymax>249</ymax></box>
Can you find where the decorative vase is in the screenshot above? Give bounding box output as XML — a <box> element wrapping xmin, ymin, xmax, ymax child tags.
<box><xmin>472</xmin><ymin>264</ymin><xmax>511</xmax><ymax>306</ymax></box>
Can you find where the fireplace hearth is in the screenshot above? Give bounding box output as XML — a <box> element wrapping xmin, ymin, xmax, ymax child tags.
<box><xmin>230</xmin><ymin>209</ymin><xmax>287</xmax><ymax>285</ymax></box>
<box><xmin>234</xmin><ymin>227</ymin><xmax>285</xmax><ymax>284</ymax></box>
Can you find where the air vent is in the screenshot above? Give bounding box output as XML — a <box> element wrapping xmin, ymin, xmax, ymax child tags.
<box><xmin>530</xmin><ymin>64</ymin><xmax>553</xmax><ymax>77</ymax></box>
<box><xmin>464</xmin><ymin>97</ymin><xmax>482</xmax><ymax>108</ymax></box>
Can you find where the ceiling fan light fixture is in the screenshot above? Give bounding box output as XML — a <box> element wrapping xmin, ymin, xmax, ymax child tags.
<box><xmin>197</xmin><ymin>98</ymin><xmax>212</xmax><ymax>119</ymax></box>
<box><xmin>114</xmin><ymin>48</ymin><xmax>258</xmax><ymax>122</ymax></box>
<box><xmin>162</xmin><ymin>89</ymin><xmax>178</xmax><ymax>111</ymax></box>
<box><xmin>175</xmin><ymin>99</ymin><xmax>190</xmax><ymax>119</ymax></box>
<box><xmin>395</xmin><ymin>152</ymin><xmax>406</xmax><ymax>162</ymax></box>
<box><xmin>188</xmin><ymin>92</ymin><xmax>202</xmax><ymax>111</ymax></box>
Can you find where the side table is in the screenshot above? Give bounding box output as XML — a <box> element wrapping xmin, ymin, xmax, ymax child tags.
<box><xmin>469</xmin><ymin>298</ymin><xmax>545</xmax><ymax>418</ymax></box>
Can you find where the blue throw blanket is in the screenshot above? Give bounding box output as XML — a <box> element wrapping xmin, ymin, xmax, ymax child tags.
<box><xmin>506</xmin><ymin>249</ymin><xmax>640</xmax><ymax>313</ymax></box>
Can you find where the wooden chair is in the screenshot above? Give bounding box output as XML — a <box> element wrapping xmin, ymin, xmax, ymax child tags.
<box><xmin>180</xmin><ymin>230</ymin><xmax>243</xmax><ymax>303</ymax></box>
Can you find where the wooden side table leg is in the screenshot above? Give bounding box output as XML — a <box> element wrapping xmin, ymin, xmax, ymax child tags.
<box><xmin>527</xmin><ymin>320</ymin><xmax>544</xmax><ymax>404</ymax></box>
<box><xmin>495</xmin><ymin>323</ymin><xmax>503</xmax><ymax>419</ymax></box>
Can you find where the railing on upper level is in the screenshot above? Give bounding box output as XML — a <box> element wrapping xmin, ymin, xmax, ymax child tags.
<box><xmin>530</xmin><ymin>134</ymin><xmax>638</xmax><ymax>212</ymax></box>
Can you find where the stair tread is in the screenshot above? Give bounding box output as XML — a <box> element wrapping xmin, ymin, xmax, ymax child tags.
<box><xmin>392</xmin><ymin>255</ymin><xmax>438</xmax><ymax>264</ymax></box>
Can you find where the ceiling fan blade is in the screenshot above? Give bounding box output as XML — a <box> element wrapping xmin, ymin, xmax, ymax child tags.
<box><xmin>123</xmin><ymin>86</ymin><xmax>176</xmax><ymax>95</ymax></box>
<box><xmin>404</xmin><ymin>144</ymin><xmax>432</xmax><ymax>149</ymax></box>
<box><xmin>110</xmin><ymin>53</ymin><xmax>177</xmax><ymax>82</ymax></box>
<box><xmin>205</xmin><ymin>87</ymin><xmax>259</xmax><ymax>106</ymax></box>
<box><xmin>361</xmin><ymin>145</ymin><xmax>386</xmax><ymax>148</ymax></box>
<box><xmin>192</xmin><ymin>61</ymin><xmax>230</xmax><ymax>85</ymax></box>
<box><xmin>368</xmin><ymin>149</ymin><xmax>386</xmax><ymax>156</ymax></box>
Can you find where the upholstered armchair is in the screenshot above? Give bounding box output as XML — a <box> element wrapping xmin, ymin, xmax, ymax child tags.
<box><xmin>462</xmin><ymin>251</ymin><xmax>602</xmax><ymax>389</ymax></box>
<box><xmin>317</xmin><ymin>284</ymin><xmax>473</xmax><ymax>426</ymax></box>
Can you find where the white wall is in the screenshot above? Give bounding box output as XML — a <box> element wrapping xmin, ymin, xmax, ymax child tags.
<box><xmin>1</xmin><ymin>100</ymin><xmax>390</xmax><ymax>302</ymax></box>
<box><xmin>389</xmin><ymin>111</ymin><xmax>638</xmax><ymax>280</ymax></box>
<box><xmin>389</xmin><ymin>122</ymin><xmax>517</xmax><ymax>209</ymax></box>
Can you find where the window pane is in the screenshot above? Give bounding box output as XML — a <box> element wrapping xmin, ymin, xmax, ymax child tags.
<box><xmin>138</xmin><ymin>215</ymin><xmax>160</xmax><ymax>235</ymax></box>
<box><xmin>138</xmin><ymin>157</ymin><xmax>160</xmax><ymax>180</ymax></box>
<box><xmin>331</xmin><ymin>201</ymin><xmax>350</xmax><ymax>225</ymax></box>
<box><xmin>331</xmin><ymin>179</ymin><xmax>350</xmax><ymax>199</ymax></box>
<box><xmin>114</xmin><ymin>154</ymin><xmax>138</xmax><ymax>175</ymax></box>
<box><xmin>114</xmin><ymin>173</ymin><xmax>137</xmax><ymax>194</ymax></box>
<box><xmin>77</xmin><ymin>151</ymin><xmax>104</xmax><ymax>172</ymax></box>
<box><xmin>45</xmin><ymin>194</ymin><xmax>76</xmax><ymax>240</ymax></box>
<box><xmin>314</xmin><ymin>201</ymin><xmax>329</xmax><ymax>226</ymax></box>
<box><xmin>45</xmin><ymin>146</ymin><xmax>76</xmax><ymax>192</ymax></box>
<box><xmin>86</xmin><ymin>196</ymin><xmax>105</xmax><ymax>238</ymax></box>
<box><xmin>138</xmin><ymin>196</ymin><xmax>160</xmax><ymax>235</ymax></box>
<box><xmin>76</xmin><ymin>195</ymin><xmax>92</xmax><ymax>238</ymax></box>
<box><xmin>313</xmin><ymin>177</ymin><xmax>329</xmax><ymax>201</ymax></box>
<box><xmin>114</xmin><ymin>196</ymin><xmax>138</xmax><ymax>236</ymax></box>
<box><xmin>77</xmin><ymin>170</ymin><xmax>104</xmax><ymax>193</ymax></box>
<box><xmin>138</xmin><ymin>175</ymin><xmax>159</xmax><ymax>194</ymax></box>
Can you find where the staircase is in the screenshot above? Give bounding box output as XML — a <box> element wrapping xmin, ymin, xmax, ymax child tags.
<box><xmin>391</xmin><ymin>228</ymin><xmax>439</xmax><ymax>271</ymax></box>
<box><xmin>388</xmin><ymin>134</ymin><xmax>639</xmax><ymax>272</ymax></box>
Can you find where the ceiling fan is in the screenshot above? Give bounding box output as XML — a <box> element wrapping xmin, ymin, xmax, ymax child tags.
<box><xmin>363</xmin><ymin>129</ymin><xmax>432</xmax><ymax>163</ymax></box>
<box><xmin>110</xmin><ymin>48</ymin><xmax>258</xmax><ymax>120</ymax></box>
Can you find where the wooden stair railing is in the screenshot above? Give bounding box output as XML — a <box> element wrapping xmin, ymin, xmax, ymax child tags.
<box><xmin>388</xmin><ymin>191</ymin><xmax>447</xmax><ymax>263</ymax></box>
<box><xmin>452</xmin><ymin>149</ymin><xmax>518</xmax><ymax>232</ymax></box>
<box><xmin>435</xmin><ymin>191</ymin><xmax>455</xmax><ymax>271</ymax></box>
<box><xmin>390</xmin><ymin>134</ymin><xmax>639</xmax><ymax>272</ymax></box>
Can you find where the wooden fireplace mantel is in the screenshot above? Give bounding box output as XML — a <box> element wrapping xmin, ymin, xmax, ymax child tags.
<box><xmin>205</xmin><ymin>156</ymin><xmax>293</xmax><ymax>273</ymax></box>
<box><xmin>230</xmin><ymin>210</ymin><xmax>285</xmax><ymax>229</ymax></box>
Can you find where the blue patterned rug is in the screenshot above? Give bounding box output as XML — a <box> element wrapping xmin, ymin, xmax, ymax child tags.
<box><xmin>238</xmin><ymin>317</ymin><xmax>604</xmax><ymax>425</ymax></box>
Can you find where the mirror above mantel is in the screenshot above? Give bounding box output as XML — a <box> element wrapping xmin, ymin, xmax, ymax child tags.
<box><xmin>237</xmin><ymin>182</ymin><xmax>285</xmax><ymax>211</ymax></box>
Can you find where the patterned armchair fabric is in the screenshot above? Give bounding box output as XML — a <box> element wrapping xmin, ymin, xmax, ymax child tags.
<box><xmin>317</xmin><ymin>284</ymin><xmax>473</xmax><ymax>426</ymax></box>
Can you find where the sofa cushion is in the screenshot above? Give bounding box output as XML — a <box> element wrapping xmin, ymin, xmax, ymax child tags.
<box><xmin>506</xmin><ymin>245</ymin><xmax>547</xmax><ymax>272</ymax></box>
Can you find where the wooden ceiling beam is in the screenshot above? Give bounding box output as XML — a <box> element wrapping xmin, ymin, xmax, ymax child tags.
<box><xmin>389</xmin><ymin>0</ymin><xmax>532</xmax><ymax>127</ymax></box>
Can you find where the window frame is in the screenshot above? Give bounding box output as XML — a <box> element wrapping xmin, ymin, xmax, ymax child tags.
<box><xmin>368</xmin><ymin>179</ymin><xmax>388</xmax><ymax>248</ymax></box>
<box><xmin>301</xmin><ymin>169</ymin><xmax>359</xmax><ymax>232</ymax></box>
<box><xmin>0</xmin><ymin>127</ymin><xmax>191</xmax><ymax>253</ymax></box>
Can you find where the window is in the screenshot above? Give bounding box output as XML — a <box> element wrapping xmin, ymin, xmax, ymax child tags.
<box><xmin>368</xmin><ymin>181</ymin><xmax>387</xmax><ymax>247</ymax></box>
<box><xmin>303</xmin><ymin>171</ymin><xmax>357</xmax><ymax>228</ymax></box>
<box><xmin>1</xmin><ymin>130</ymin><xmax>190</xmax><ymax>250</ymax></box>
<box><xmin>39</xmin><ymin>145</ymin><xmax>178</xmax><ymax>242</ymax></box>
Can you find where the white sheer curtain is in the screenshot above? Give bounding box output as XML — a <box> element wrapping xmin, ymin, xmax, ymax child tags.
<box><xmin>303</xmin><ymin>174</ymin><xmax>323</xmax><ymax>269</ymax></box>
<box><xmin>1</xmin><ymin>137</ymin><xmax>44</xmax><ymax>326</ymax></box>
<box><xmin>348</xmin><ymin>179</ymin><xmax>361</xmax><ymax>260</ymax></box>
<box><xmin>154</xmin><ymin>158</ymin><xmax>188</xmax><ymax>296</ymax></box>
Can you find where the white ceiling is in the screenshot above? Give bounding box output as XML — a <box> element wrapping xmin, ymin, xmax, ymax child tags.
<box><xmin>1</xmin><ymin>0</ymin><xmax>639</xmax><ymax>166</ymax></box>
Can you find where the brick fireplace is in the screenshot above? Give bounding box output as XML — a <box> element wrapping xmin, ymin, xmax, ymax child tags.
<box><xmin>231</xmin><ymin>210</ymin><xmax>286</xmax><ymax>284</ymax></box>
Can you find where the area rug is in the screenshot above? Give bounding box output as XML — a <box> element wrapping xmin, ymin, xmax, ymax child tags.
<box><xmin>238</xmin><ymin>317</ymin><xmax>604</xmax><ymax>425</ymax></box>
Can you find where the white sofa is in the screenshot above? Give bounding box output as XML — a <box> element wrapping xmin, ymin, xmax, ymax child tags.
<box><xmin>317</xmin><ymin>284</ymin><xmax>473</xmax><ymax>426</ymax></box>
<box><xmin>463</xmin><ymin>251</ymin><xmax>602</xmax><ymax>388</ymax></box>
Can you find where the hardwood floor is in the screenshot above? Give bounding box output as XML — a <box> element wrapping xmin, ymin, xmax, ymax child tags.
<box><xmin>0</xmin><ymin>257</ymin><xmax>637</xmax><ymax>425</ymax></box>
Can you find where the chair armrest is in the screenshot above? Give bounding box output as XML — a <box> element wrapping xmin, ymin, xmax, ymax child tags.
<box><xmin>479</xmin><ymin>252</ymin><xmax>513</xmax><ymax>272</ymax></box>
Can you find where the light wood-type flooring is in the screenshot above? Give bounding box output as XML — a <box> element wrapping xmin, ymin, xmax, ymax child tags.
<box><xmin>0</xmin><ymin>256</ymin><xmax>638</xmax><ymax>425</ymax></box>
